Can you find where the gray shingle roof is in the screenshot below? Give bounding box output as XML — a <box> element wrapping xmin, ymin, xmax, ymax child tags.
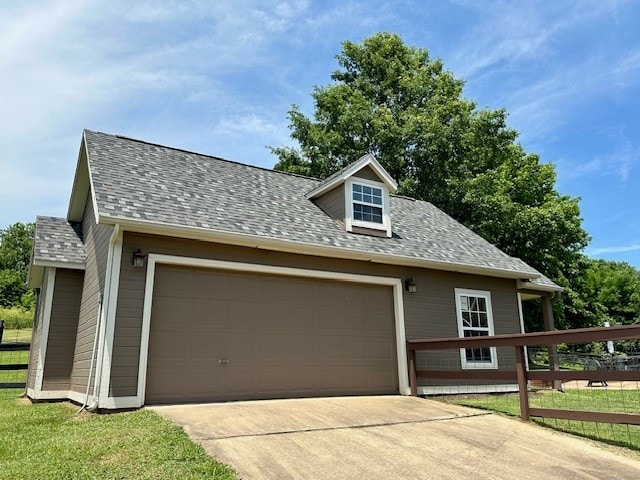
<box><xmin>83</xmin><ymin>130</ymin><xmax>554</xmax><ymax>284</ymax></box>
<box><xmin>33</xmin><ymin>216</ymin><xmax>85</xmax><ymax>265</ymax></box>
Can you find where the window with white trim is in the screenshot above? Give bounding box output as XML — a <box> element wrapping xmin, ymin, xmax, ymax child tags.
<box><xmin>352</xmin><ymin>183</ymin><xmax>383</xmax><ymax>223</ymax></box>
<box><xmin>455</xmin><ymin>289</ymin><xmax>497</xmax><ymax>369</ymax></box>
<box><xmin>345</xmin><ymin>178</ymin><xmax>391</xmax><ymax>237</ymax></box>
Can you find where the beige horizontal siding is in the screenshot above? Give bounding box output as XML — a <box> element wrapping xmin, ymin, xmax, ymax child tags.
<box><xmin>69</xmin><ymin>194</ymin><xmax>112</xmax><ymax>394</ymax></box>
<box><xmin>42</xmin><ymin>269</ymin><xmax>83</xmax><ymax>391</ymax></box>
<box><xmin>314</xmin><ymin>183</ymin><xmax>345</xmax><ymax>222</ymax></box>
<box><xmin>109</xmin><ymin>232</ymin><xmax>522</xmax><ymax>398</ymax></box>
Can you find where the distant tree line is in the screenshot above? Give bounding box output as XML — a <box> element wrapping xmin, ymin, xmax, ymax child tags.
<box><xmin>0</xmin><ymin>222</ymin><xmax>35</xmax><ymax>329</ymax></box>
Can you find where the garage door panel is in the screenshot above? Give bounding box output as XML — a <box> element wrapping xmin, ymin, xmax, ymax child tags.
<box><xmin>145</xmin><ymin>265</ymin><xmax>398</xmax><ymax>404</ymax></box>
<box><xmin>259</xmin><ymin>303</ymin><xmax>291</xmax><ymax>328</ymax></box>
<box><xmin>189</xmin><ymin>373</ymin><xmax>225</xmax><ymax>395</ymax></box>
<box><xmin>258</xmin><ymin>371</ymin><xmax>291</xmax><ymax>392</ymax></box>
<box><xmin>226</xmin><ymin>370</ymin><xmax>257</xmax><ymax>394</ymax></box>
<box><xmin>291</xmin><ymin>306</ymin><xmax>314</xmax><ymax>329</ymax></box>
<box><xmin>224</xmin><ymin>300</ymin><xmax>255</xmax><ymax>327</ymax></box>
<box><xmin>345</xmin><ymin>312</ymin><xmax>366</xmax><ymax>331</ymax></box>
<box><xmin>259</xmin><ymin>337</ymin><xmax>291</xmax><ymax>360</ymax></box>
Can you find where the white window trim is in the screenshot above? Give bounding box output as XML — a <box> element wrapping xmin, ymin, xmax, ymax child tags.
<box><xmin>454</xmin><ymin>288</ymin><xmax>498</xmax><ymax>369</ymax></box>
<box><xmin>344</xmin><ymin>177</ymin><xmax>392</xmax><ymax>237</ymax></box>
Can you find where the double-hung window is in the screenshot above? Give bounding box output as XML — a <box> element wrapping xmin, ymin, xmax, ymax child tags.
<box><xmin>345</xmin><ymin>178</ymin><xmax>391</xmax><ymax>236</ymax></box>
<box><xmin>352</xmin><ymin>183</ymin><xmax>383</xmax><ymax>223</ymax></box>
<box><xmin>455</xmin><ymin>289</ymin><xmax>497</xmax><ymax>369</ymax></box>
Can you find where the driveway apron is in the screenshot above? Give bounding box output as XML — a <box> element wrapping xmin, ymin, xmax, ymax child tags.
<box><xmin>149</xmin><ymin>395</ymin><xmax>640</xmax><ymax>480</ymax></box>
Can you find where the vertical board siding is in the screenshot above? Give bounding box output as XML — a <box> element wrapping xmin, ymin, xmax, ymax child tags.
<box><xmin>314</xmin><ymin>184</ymin><xmax>345</xmax><ymax>222</ymax></box>
<box><xmin>26</xmin><ymin>269</ymin><xmax>49</xmax><ymax>391</ymax></box>
<box><xmin>42</xmin><ymin>269</ymin><xmax>83</xmax><ymax>391</ymax></box>
<box><xmin>110</xmin><ymin>232</ymin><xmax>523</xmax><ymax>399</ymax></box>
<box><xmin>69</xmin><ymin>195</ymin><xmax>112</xmax><ymax>394</ymax></box>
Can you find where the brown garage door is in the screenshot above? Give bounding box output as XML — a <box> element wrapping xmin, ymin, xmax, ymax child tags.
<box><xmin>145</xmin><ymin>264</ymin><xmax>398</xmax><ymax>404</ymax></box>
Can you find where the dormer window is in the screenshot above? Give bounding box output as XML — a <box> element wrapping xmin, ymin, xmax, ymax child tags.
<box><xmin>305</xmin><ymin>153</ymin><xmax>397</xmax><ymax>239</ymax></box>
<box><xmin>345</xmin><ymin>178</ymin><xmax>391</xmax><ymax>237</ymax></box>
<box><xmin>352</xmin><ymin>183</ymin><xmax>383</xmax><ymax>223</ymax></box>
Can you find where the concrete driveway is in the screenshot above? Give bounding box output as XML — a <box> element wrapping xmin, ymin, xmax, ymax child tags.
<box><xmin>150</xmin><ymin>396</ymin><xmax>640</xmax><ymax>479</ymax></box>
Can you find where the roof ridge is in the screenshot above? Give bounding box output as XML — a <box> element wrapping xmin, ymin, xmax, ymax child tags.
<box><xmin>83</xmin><ymin>129</ymin><xmax>321</xmax><ymax>183</ymax></box>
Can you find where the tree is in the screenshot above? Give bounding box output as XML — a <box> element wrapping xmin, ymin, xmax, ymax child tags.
<box><xmin>0</xmin><ymin>222</ymin><xmax>34</xmax><ymax>308</ymax></box>
<box><xmin>272</xmin><ymin>32</ymin><xmax>589</xmax><ymax>328</ymax></box>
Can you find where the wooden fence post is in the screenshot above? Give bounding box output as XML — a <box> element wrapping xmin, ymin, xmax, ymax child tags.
<box><xmin>515</xmin><ymin>345</ymin><xmax>530</xmax><ymax>422</ymax></box>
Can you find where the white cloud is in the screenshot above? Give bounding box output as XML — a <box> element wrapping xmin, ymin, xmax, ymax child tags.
<box><xmin>556</xmin><ymin>127</ymin><xmax>639</xmax><ymax>181</ymax></box>
<box><xmin>586</xmin><ymin>244</ymin><xmax>640</xmax><ymax>255</ymax></box>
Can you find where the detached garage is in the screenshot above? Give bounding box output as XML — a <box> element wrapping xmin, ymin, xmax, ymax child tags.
<box><xmin>145</xmin><ymin>261</ymin><xmax>400</xmax><ymax>404</ymax></box>
<box><xmin>27</xmin><ymin>131</ymin><xmax>561</xmax><ymax>410</ymax></box>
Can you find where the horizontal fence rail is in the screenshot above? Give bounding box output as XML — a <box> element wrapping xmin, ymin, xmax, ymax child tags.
<box><xmin>0</xmin><ymin>342</ymin><xmax>30</xmax><ymax>389</ymax></box>
<box><xmin>407</xmin><ymin>324</ymin><xmax>640</xmax><ymax>424</ymax></box>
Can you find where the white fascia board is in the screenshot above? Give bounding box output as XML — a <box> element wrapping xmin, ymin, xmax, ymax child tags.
<box><xmin>66</xmin><ymin>138</ymin><xmax>90</xmax><ymax>222</ymax></box>
<box><xmin>32</xmin><ymin>260</ymin><xmax>86</xmax><ymax>270</ymax></box>
<box><xmin>27</xmin><ymin>264</ymin><xmax>44</xmax><ymax>289</ymax></box>
<box><xmin>517</xmin><ymin>280</ymin><xmax>563</xmax><ymax>293</ymax></box>
<box><xmin>101</xmin><ymin>214</ymin><xmax>541</xmax><ymax>282</ymax></box>
<box><xmin>305</xmin><ymin>153</ymin><xmax>398</xmax><ymax>199</ymax></box>
<box><xmin>67</xmin><ymin>134</ymin><xmax>100</xmax><ymax>224</ymax></box>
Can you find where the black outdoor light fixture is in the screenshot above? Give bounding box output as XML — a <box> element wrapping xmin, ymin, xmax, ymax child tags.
<box><xmin>404</xmin><ymin>277</ymin><xmax>417</xmax><ymax>293</ymax></box>
<box><xmin>132</xmin><ymin>249</ymin><xmax>147</xmax><ymax>268</ymax></box>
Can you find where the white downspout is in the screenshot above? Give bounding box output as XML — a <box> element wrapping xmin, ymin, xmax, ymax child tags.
<box><xmin>77</xmin><ymin>293</ymin><xmax>103</xmax><ymax>414</ymax></box>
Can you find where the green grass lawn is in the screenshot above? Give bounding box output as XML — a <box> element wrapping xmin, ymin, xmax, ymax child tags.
<box><xmin>443</xmin><ymin>388</ymin><xmax>640</xmax><ymax>451</ymax></box>
<box><xmin>0</xmin><ymin>389</ymin><xmax>237</xmax><ymax>480</ymax></box>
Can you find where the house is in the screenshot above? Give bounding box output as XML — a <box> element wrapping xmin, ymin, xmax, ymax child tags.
<box><xmin>25</xmin><ymin>130</ymin><xmax>561</xmax><ymax>409</ymax></box>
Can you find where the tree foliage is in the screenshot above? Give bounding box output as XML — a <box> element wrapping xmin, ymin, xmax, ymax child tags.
<box><xmin>272</xmin><ymin>32</ymin><xmax>589</xmax><ymax>328</ymax></box>
<box><xmin>0</xmin><ymin>222</ymin><xmax>34</xmax><ymax>308</ymax></box>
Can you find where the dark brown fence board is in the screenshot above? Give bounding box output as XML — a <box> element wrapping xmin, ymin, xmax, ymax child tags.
<box><xmin>0</xmin><ymin>382</ymin><xmax>26</xmax><ymax>389</ymax></box>
<box><xmin>528</xmin><ymin>370</ymin><xmax>640</xmax><ymax>382</ymax></box>
<box><xmin>0</xmin><ymin>342</ymin><xmax>31</xmax><ymax>352</ymax></box>
<box><xmin>406</xmin><ymin>325</ymin><xmax>640</xmax><ymax>425</ymax></box>
<box><xmin>0</xmin><ymin>364</ymin><xmax>28</xmax><ymax>371</ymax></box>
<box><xmin>529</xmin><ymin>408</ymin><xmax>640</xmax><ymax>425</ymax></box>
<box><xmin>407</xmin><ymin>324</ymin><xmax>640</xmax><ymax>350</ymax></box>
<box><xmin>416</xmin><ymin>370</ymin><xmax>518</xmax><ymax>380</ymax></box>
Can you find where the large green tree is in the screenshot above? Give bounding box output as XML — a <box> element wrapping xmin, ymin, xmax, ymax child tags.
<box><xmin>0</xmin><ymin>222</ymin><xmax>35</xmax><ymax>307</ymax></box>
<box><xmin>272</xmin><ymin>33</ymin><xmax>589</xmax><ymax>329</ymax></box>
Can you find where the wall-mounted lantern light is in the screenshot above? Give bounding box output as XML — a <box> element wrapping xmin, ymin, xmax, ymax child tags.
<box><xmin>404</xmin><ymin>277</ymin><xmax>417</xmax><ymax>293</ymax></box>
<box><xmin>132</xmin><ymin>249</ymin><xmax>147</xmax><ymax>268</ymax></box>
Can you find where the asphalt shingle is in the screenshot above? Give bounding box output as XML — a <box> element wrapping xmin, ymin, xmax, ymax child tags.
<box><xmin>83</xmin><ymin>130</ymin><xmax>555</xmax><ymax>284</ymax></box>
<box><xmin>33</xmin><ymin>216</ymin><xmax>85</xmax><ymax>265</ymax></box>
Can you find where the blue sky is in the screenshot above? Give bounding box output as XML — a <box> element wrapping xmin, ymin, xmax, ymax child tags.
<box><xmin>1</xmin><ymin>0</ymin><xmax>639</xmax><ymax>267</ymax></box>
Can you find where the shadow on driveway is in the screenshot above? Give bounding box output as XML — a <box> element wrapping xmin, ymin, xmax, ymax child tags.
<box><xmin>150</xmin><ymin>396</ymin><xmax>640</xmax><ymax>479</ymax></box>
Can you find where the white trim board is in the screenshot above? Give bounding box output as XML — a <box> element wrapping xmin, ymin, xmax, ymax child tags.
<box><xmin>419</xmin><ymin>384</ymin><xmax>518</xmax><ymax>395</ymax></box>
<box><xmin>305</xmin><ymin>153</ymin><xmax>398</xmax><ymax>199</ymax></box>
<box><xmin>126</xmin><ymin>253</ymin><xmax>410</xmax><ymax>408</ymax></box>
<box><xmin>97</xmin><ymin>227</ymin><xmax>124</xmax><ymax>408</ymax></box>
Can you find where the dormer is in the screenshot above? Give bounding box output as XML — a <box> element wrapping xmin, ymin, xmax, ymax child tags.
<box><xmin>306</xmin><ymin>154</ymin><xmax>398</xmax><ymax>238</ymax></box>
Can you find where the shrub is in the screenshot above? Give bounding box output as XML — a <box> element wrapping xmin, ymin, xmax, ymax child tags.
<box><xmin>0</xmin><ymin>306</ymin><xmax>34</xmax><ymax>329</ymax></box>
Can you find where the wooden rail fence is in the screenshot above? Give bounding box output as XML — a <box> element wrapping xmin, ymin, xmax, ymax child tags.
<box><xmin>0</xmin><ymin>342</ymin><xmax>30</xmax><ymax>389</ymax></box>
<box><xmin>407</xmin><ymin>324</ymin><xmax>640</xmax><ymax>424</ymax></box>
